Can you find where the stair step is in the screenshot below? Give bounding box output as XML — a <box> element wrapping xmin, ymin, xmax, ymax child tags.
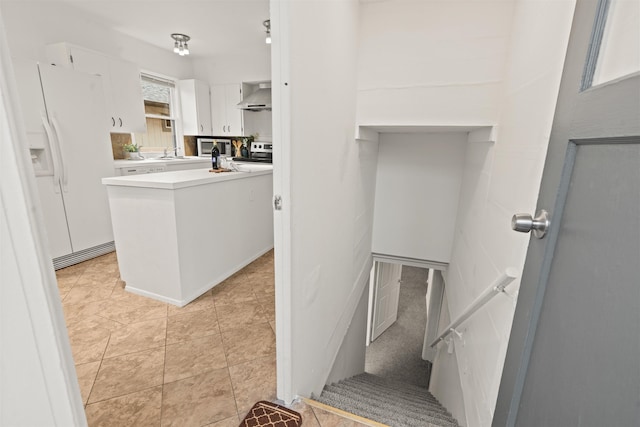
<box><xmin>324</xmin><ymin>382</ymin><xmax>452</xmax><ymax>418</ymax></box>
<box><xmin>317</xmin><ymin>373</ymin><xmax>460</xmax><ymax>427</ymax></box>
<box><xmin>317</xmin><ymin>390</ymin><xmax>458</xmax><ymax>427</ymax></box>
<box><xmin>346</xmin><ymin>375</ymin><xmax>439</xmax><ymax>403</ymax></box>
<box><xmin>319</xmin><ymin>388</ymin><xmax>458</xmax><ymax>426</ymax></box>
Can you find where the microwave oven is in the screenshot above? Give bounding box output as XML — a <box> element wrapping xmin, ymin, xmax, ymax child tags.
<box><xmin>197</xmin><ymin>138</ymin><xmax>232</xmax><ymax>157</ymax></box>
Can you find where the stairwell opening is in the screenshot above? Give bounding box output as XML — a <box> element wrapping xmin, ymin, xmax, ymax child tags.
<box><xmin>366</xmin><ymin>261</ymin><xmax>445</xmax><ymax>390</ymax></box>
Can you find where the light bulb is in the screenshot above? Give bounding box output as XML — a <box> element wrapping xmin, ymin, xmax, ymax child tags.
<box><xmin>183</xmin><ymin>43</ymin><xmax>189</xmax><ymax>55</ymax></box>
<box><xmin>265</xmin><ymin>32</ymin><xmax>271</xmax><ymax>44</ymax></box>
<box><xmin>173</xmin><ymin>41</ymin><xmax>179</xmax><ymax>53</ymax></box>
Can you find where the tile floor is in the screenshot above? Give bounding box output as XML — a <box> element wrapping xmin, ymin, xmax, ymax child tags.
<box><xmin>56</xmin><ymin>250</ymin><xmax>371</xmax><ymax>427</ymax></box>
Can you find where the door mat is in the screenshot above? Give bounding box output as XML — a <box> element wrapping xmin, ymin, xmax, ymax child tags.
<box><xmin>239</xmin><ymin>401</ymin><xmax>302</xmax><ymax>427</ymax></box>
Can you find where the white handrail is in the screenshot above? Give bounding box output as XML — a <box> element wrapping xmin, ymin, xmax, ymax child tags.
<box><xmin>429</xmin><ymin>268</ymin><xmax>518</xmax><ymax>348</ymax></box>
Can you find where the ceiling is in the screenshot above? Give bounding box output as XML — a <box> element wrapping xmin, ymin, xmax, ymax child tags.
<box><xmin>33</xmin><ymin>0</ymin><xmax>271</xmax><ymax>60</ymax></box>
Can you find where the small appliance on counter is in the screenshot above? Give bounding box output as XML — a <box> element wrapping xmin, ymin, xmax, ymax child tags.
<box><xmin>196</xmin><ymin>137</ymin><xmax>232</xmax><ymax>157</ymax></box>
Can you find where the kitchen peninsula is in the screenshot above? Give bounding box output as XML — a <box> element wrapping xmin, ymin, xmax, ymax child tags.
<box><xmin>102</xmin><ymin>164</ymin><xmax>273</xmax><ymax>306</ymax></box>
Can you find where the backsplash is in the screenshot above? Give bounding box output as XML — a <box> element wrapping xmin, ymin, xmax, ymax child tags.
<box><xmin>183</xmin><ymin>135</ymin><xmax>197</xmax><ymax>156</ymax></box>
<box><xmin>110</xmin><ymin>133</ymin><xmax>132</xmax><ymax>160</ymax></box>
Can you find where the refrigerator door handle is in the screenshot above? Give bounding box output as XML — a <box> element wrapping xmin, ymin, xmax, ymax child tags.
<box><xmin>50</xmin><ymin>115</ymin><xmax>68</xmax><ymax>193</ymax></box>
<box><xmin>41</xmin><ymin>114</ymin><xmax>62</xmax><ymax>193</ymax></box>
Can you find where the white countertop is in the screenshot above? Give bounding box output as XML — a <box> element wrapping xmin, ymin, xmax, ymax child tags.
<box><xmin>102</xmin><ymin>163</ymin><xmax>273</xmax><ymax>190</ymax></box>
<box><xmin>113</xmin><ymin>156</ymin><xmax>210</xmax><ymax>169</ymax></box>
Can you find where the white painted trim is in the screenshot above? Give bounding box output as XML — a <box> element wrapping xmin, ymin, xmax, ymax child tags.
<box><xmin>372</xmin><ymin>253</ymin><xmax>449</xmax><ymax>271</ymax></box>
<box><xmin>271</xmin><ymin>0</ymin><xmax>295</xmax><ymax>405</ymax></box>
<box><xmin>467</xmin><ymin>126</ymin><xmax>497</xmax><ymax>143</ymax></box>
<box><xmin>365</xmin><ymin>263</ymin><xmax>376</xmax><ymax>346</ymax></box>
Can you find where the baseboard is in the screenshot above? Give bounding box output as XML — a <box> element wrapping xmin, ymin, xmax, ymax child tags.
<box><xmin>53</xmin><ymin>242</ymin><xmax>115</xmax><ymax>270</ymax></box>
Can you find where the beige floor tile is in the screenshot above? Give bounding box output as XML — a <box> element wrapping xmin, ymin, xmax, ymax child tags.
<box><xmin>57</xmin><ymin>274</ymin><xmax>80</xmax><ymax>293</ymax></box>
<box><xmin>66</xmin><ymin>315</ymin><xmax>124</xmax><ymax>335</ymax></box>
<box><xmin>62</xmin><ymin>299</ymin><xmax>112</xmax><ymax>327</ymax></box>
<box><xmin>62</xmin><ymin>281</ymin><xmax>117</xmax><ymax>305</ymax></box>
<box><xmin>289</xmin><ymin>401</ymin><xmax>320</xmax><ymax>427</ymax></box>
<box><xmin>212</xmin><ymin>281</ymin><xmax>257</xmax><ymax>307</ymax></box>
<box><xmin>161</xmin><ymin>368</ymin><xmax>237</xmax><ymax>427</ymax></box>
<box><xmin>257</xmin><ymin>295</ymin><xmax>276</xmax><ymax>322</ymax></box>
<box><xmin>203</xmin><ymin>414</ymin><xmax>240</xmax><ymax>427</ymax></box>
<box><xmin>221</xmin><ymin>322</ymin><xmax>276</xmax><ymax>366</ymax></box>
<box><xmin>56</xmin><ymin>263</ymin><xmax>88</xmax><ymax>278</ymax></box>
<box><xmin>215</xmin><ymin>301</ymin><xmax>267</xmax><ymax>332</ymax></box>
<box><xmin>100</xmin><ymin>297</ymin><xmax>168</xmax><ymax>325</ymax></box>
<box><xmin>166</xmin><ymin>309</ymin><xmax>219</xmax><ymax>344</ymax></box>
<box><xmin>89</xmin><ymin>348</ymin><xmax>165</xmax><ymax>403</ymax></box>
<box><xmin>85</xmin><ymin>386</ymin><xmax>162</xmax><ymax>427</ymax></box>
<box><xmin>57</xmin><ymin>250</ymin><xmax>279</xmax><ymax>425</ymax></box>
<box><xmin>164</xmin><ymin>334</ymin><xmax>228</xmax><ymax>384</ymax></box>
<box><xmin>67</xmin><ymin>325</ymin><xmax>111</xmax><ymax>364</ymax></box>
<box><xmin>228</xmin><ymin>353</ymin><xmax>277</xmax><ymax>416</ymax></box>
<box><xmin>167</xmin><ymin>290</ymin><xmax>214</xmax><ymax>316</ymax></box>
<box><xmin>75</xmin><ymin>361</ymin><xmax>101</xmax><ymax>405</ymax></box>
<box><xmin>103</xmin><ymin>318</ymin><xmax>167</xmax><ymax>358</ymax></box>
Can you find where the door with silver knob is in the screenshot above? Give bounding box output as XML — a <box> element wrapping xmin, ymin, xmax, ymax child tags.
<box><xmin>511</xmin><ymin>210</ymin><xmax>550</xmax><ymax>238</ymax></box>
<box><xmin>494</xmin><ymin>0</ymin><xmax>640</xmax><ymax>425</ymax></box>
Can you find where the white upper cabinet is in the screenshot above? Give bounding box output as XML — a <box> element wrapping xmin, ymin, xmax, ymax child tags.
<box><xmin>45</xmin><ymin>43</ymin><xmax>146</xmax><ymax>134</ymax></box>
<box><xmin>211</xmin><ymin>83</ymin><xmax>243</xmax><ymax>136</ymax></box>
<box><xmin>178</xmin><ymin>79</ymin><xmax>212</xmax><ymax>136</ymax></box>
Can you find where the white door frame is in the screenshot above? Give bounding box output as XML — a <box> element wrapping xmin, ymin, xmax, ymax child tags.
<box><xmin>270</xmin><ymin>0</ymin><xmax>295</xmax><ymax>404</ymax></box>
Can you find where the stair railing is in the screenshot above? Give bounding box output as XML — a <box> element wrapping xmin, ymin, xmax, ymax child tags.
<box><xmin>429</xmin><ymin>268</ymin><xmax>518</xmax><ymax>350</ymax></box>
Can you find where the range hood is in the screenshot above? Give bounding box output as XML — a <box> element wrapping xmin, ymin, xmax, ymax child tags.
<box><xmin>237</xmin><ymin>82</ymin><xmax>271</xmax><ymax>111</ymax></box>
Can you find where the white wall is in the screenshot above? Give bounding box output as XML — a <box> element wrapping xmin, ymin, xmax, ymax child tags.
<box><xmin>357</xmin><ymin>0</ymin><xmax>514</xmax><ymax>127</ymax></box>
<box><xmin>428</xmin><ymin>289</ymin><xmax>467</xmax><ymax>426</ymax></box>
<box><xmin>0</xmin><ymin>1</ymin><xmax>193</xmax><ymax>79</ymax></box>
<box><xmin>192</xmin><ymin>54</ymin><xmax>271</xmax><ymax>86</ymax></box>
<box><xmin>371</xmin><ymin>132</ymin><xmax>467</xmax><ymax>263</ymax></box>
<box><xmin>274</xmin><ymin>0</ymin><xmax>381</xmax><ymax>399</ymax></box>
<box><xmin>325</xmin><ymin>286</ymin><xmax>369</xmax><ymax>385</ymax></box>
<box><xmin>430</xmin><ymin>1</ymin><xmax>577</xmax><ymax>426</ymax></box>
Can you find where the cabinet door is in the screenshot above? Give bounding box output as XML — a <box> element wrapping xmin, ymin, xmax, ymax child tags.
<box><xmin>108</xmin><ymin>58</ymin><xmax>146</xmax><ymax>133</ymax></box>
<box><xmin>194</xmin><ymin>80</ymin><xmax>212</xmax><ymax>135</ymax></box>
<box><xmin>210</xmin><ymin>84</ymin><xmax>228</xmax><ymax>135</ymax></box>
<box><xmin>45</xmin><ymin>43</ymin><xmax>145</xmax><ymax>134</ymax></box>
<box><xmin>64</xmin><ymin>46</ymin><xmax>116</xmax><ymax>130</ymax></box>
<box><xmin>225</xmin><ymin>83</ymin><xmax>243</xmax><ymax>136</ymax></box>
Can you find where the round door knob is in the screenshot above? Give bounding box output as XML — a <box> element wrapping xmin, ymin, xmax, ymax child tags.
<box><xmin>511</xmin><ymin>210</ymin><xmax>550</xmax><ymax>239</ymax></box>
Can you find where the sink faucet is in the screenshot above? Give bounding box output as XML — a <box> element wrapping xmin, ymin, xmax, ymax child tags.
<box><xmin>163</xmin><ymin>147</ymin><xmax>178</xmax><ymax>158</ymax></box>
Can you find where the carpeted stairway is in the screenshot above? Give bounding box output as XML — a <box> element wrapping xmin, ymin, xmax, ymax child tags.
<box><xmin>315</xmin><ymin>372</ymin><xmax>459</xmax><ymax>427</ymax></box>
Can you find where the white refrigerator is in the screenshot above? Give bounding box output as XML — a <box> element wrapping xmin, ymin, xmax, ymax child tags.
<box><xmin>14</xmin><ymin>61</ymin><xmax>116</xmax><ymax>268</ymax></box>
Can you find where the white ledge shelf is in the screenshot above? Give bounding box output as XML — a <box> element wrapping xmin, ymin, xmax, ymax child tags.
<box><xmin>356</xmin><ymin>124</ymin><xmax>496</xmax><ymax>143</ymax></box>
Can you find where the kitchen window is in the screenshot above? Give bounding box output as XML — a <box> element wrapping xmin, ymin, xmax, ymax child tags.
<box><xmin>132</xmin><ymin>74</ymin><xmax>180</xmax><ymax>154</ymax></box>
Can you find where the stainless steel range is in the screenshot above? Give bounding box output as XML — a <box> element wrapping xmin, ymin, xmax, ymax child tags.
<box><xmin>248</xmin><ymin>141</ymin><xmax>273</xmax><ymax>163</ymax></box>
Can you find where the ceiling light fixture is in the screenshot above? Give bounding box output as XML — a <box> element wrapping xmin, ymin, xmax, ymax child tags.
<box><xmin>171</xmin><ymin>33</ymin><xmax>190</xmax><ymax>56</ymax></box>
<box><xmin>263</xmin><ymin>20</ymin><xmax>271</xmax><ymax>44</ymax></box>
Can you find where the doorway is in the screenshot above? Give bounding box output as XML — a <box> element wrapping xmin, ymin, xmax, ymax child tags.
<box><xmin>366</xmin><ymin>261</ymin><xmax>444</xmax><ymax>388</ymax></box>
